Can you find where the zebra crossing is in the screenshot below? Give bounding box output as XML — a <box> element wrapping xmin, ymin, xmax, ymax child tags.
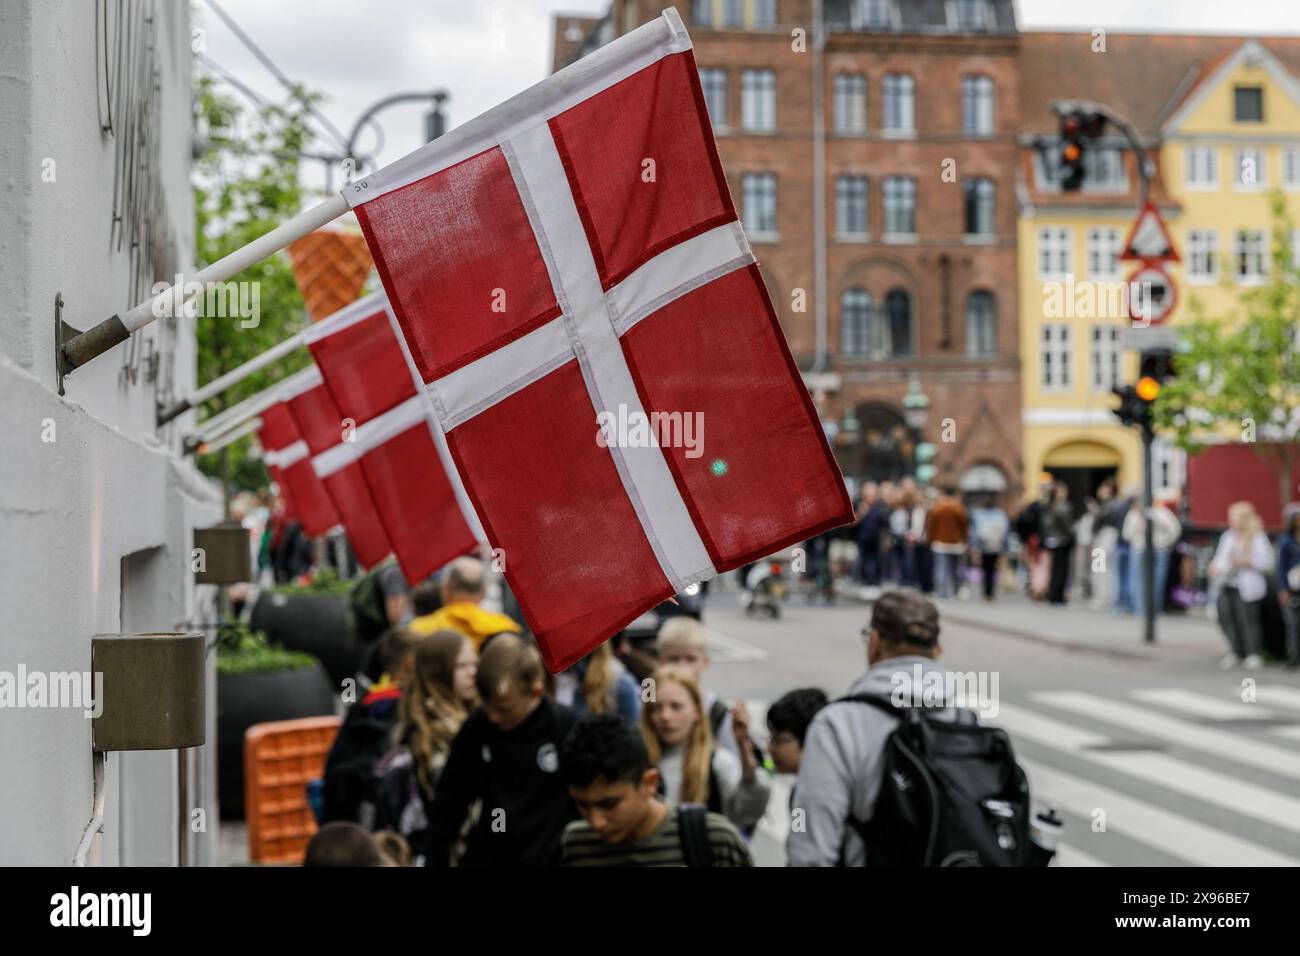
<box><xmin>744</xmin><ymin>684</ymin><xmax>1300</xmax><ymax>866</ymax></box>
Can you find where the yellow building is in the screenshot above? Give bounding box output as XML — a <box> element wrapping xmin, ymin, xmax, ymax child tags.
<box><xmin>1015</xmin><ymin>33</ymin><xmax>1300</xmax><ymax>509</ymax></box>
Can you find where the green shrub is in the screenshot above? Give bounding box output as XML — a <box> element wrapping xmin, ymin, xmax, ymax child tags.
<box><xmin>216</xmin><ymin>622</ymin><xmax>318</xmax><ymax>676</ymax></box>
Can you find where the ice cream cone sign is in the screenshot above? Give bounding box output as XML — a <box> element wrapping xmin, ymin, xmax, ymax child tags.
<box><xmin>287</xmin><ymin>215</ymin><xmax>374</xmax><ymax>322</ymax></box>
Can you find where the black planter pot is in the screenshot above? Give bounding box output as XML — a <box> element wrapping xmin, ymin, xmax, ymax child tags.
<box><xmin>249</xmin><ymin>591</ymin><xmax>366</xmax><ymax>688</ymax></box>
<box><xmin>217</xmin><ymin>664</ymin><xmax>335</xmax><ymax>820</ymax></box>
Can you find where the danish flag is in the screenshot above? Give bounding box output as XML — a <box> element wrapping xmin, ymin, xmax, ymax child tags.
<box><xmin>298</xmin><ymin>293</ymin><xmax>484</xmax><ymax>583</ymax></box>
<box><xmin>346</xmin><ymin>10</ymin><xmax>851</xmax><ymax>669</ymax></box>
<box><xmin>259</xmin><ymin>371</ymin><xmax>340</xmax><ymax>539</ymax></box>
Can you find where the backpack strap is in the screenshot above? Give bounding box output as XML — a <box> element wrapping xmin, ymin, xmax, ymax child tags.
<box><xmin>708</xmin><ymin>697</ymin><xmax>729</xmax><ymax>735</ymax></box>
<box><xmin>677</xmin><ymin>803</ymin><xmax>713</xmax><ymax>868</ymax></box>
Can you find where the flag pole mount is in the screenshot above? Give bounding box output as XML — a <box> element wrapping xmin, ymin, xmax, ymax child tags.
<box><xmin>55</xmin><ymin>292</ymin><xmax>129</xmax><ymax>397</ymax></box>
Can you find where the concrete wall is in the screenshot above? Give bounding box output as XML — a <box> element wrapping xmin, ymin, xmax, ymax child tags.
<box><xmin>0</xmin><ymin>0</ymin><xmax>223</xmax><ymax>865</ymax></box>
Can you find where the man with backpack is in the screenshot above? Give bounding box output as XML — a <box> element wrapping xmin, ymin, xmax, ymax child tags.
<box><xmin>788</xmin><ymin>590</ymin><xmax>1037</xmax><ymax>866</ymax></box>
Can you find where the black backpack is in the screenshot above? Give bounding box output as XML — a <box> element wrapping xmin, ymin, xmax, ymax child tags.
<box><xmin>677</xmin><ymin>804</ymin><xmax>713</xmax><ymax>868</ymax></box>
<box><xmin>841</xmin><ymin>695</ymin><xmax>1031</xmax><ymax>866</ymax></box>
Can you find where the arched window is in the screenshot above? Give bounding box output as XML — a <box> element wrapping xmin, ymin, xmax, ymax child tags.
<box><xmin>966</xmin><ymin>290</ymin><xmax>997</xmax><ymax>357</ymax></box>
<box><xmin>841</xmin><ymin>288</ymin><xmax>874</xmax><ymax>357</ymax></box>
<box><xmin>884</xmin><ymin>289</ymin><xmax>912</xmax><ymax>357</ymax></box>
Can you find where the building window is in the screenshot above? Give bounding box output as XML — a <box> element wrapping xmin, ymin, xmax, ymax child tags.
<box><xmin>833</xmin><ymin>73</ymin><xmax>867</xmax><ymax>134</ymax></box>
<box><xmin>1037</xmin><ymin>226</ymin><xmax>1072</xmax><ymax>278</ymax></box>
<box><xmin>949</xmin><ymin>0</ymin><xmax>992</xmax><ymax>30</ymax></box>
<box><xmin>1152</xmin><ymin>437</ymin><xmax>1186</xmax><ymax>495</ymax></box>
<box><xmin>741</xmin><ymin>69</ymin><xmax>776</xmax><ymax>132</ymax></box>
<box><xmin>1089</xmin><ymin>325</ymin><xmax>1121</xmax><ymax>392</ymax></box>
<box><xmin>1187</xmin><ymin>230</ymin><xmax>1219</xmax><ymax>282</ymax></box>
<box><xmin>841</xmin><ymin>288</ymin><xmax>874</xmax><ymax>357</ymax></box>
<box><xmin>961</xmin><ymin>75</ymin><xmax>995</xmax><ymax>135</ymax></box>
<box><xmin>1235</xmin><ymin>229</ymin><xmax>1267</xmax><ymax>283</ymax></box>
<box><xmin>722</xmin><ymin>0</ymin><xmax>745</xmax><ymax>27</ymax></box>
<box><xmin>691</xmin><ymin>0</ymin><xmax>713</xmax><ymax>27</ymax></box>
<box><xmin>963</xmin><ymin>177</ymin><xmax>995</xmax><ymax>236</ymax></box>
<box><xmin>1041</xmin><ymin>324</ymin><xmax>1073</xmax><ymax>391</ymax></box>
<box><xmin>965</xmin><ymin>290</ymin><xmax>997</xmax><ymax>357</ymax></box>
<box><xmin>741</xmin><ymin>173</ymin><xmax>778</xmax><ymax>236</ymax></box>
<box><xmin>882</xmin><ymin>73</ymin><xmax>915</xmax><ymax>134</ymax></box>
<box><xmin>883</xmin><ymin>289</ymin><xmax>913</xmax><ymax>357</ymax></box>
<box><xmin>1234</xmin><ymin>147</ymin><xmax>1266</xmax><ymax>189</ymax></box>
<box><xmin>1285</xmin><ymin>147</ymin><xmax>1300</xmax><ymax>190</ymax></box>
<box><xmin>699</xmin><ymin>68</ymin><xmax>728</xmax><ymax>128</ymax></box>
<box><xmin>1082</xmin><ymin>148</ymin><xmax>1126</xmax><ymax>190</ymax></box>
<box><xmin>753</xmin><ymin>0</ymin><xmax>777</xmax><ymax>27</ymax></box>
<box><xmin>835</xmin><ymin>175</ymin><xmax>869</xmax><ymax>237</ymax></box>
<box><xmin>850</xmin><ymin>0</ymin><xmax>895</xmax><ymax>29</ymax></box>
<box><xmin>1185</xmin><ymin>146</ymin><xmax>1219</xmax><ymax>189</ymax></box>
<box><xmin>1086</xmin><ymin>227</ymin><xmax>1121</xmax><ymax>279</ymax></box>
<box><xmin>883</xmin><ymin>176</ymin><xmax>916</xmax><ymax>236</ymax></box>
<box><xmin>1234</xmin><ymin>85</ymin><xmax>1264</xmax><ymax>123</ymax></box>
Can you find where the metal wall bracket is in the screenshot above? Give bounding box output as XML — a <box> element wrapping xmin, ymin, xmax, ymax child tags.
<box><xmin>54</xmin><ymin>292</ymin><xmax>84</xmax><ymax>396</ymax></box>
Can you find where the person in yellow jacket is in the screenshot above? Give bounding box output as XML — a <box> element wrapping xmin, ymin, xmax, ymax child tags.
<box><xmin>409</xmin><ymin>556</ymin><xmax>521</xmax><ymax>650</ymax></box>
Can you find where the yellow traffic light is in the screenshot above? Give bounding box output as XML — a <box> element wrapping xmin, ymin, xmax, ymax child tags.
<box><xmin>1136</xmin><ymin>376</ymin><xmax>1160</xmax><ymax>402</ymax></box>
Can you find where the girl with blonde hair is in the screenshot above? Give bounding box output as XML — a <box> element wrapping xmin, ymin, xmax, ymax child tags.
<box><xmin>1210</xmin><ymin>501</ymin><xmax>1274</xmax><ymax>669</ymax></box>
<box><xmin>374</xmin><ymin>629</ymin><xmax>478</xmax><ymax>846</ymax></box>
<box><xmin>640</xmin><ymin>665</ymin><xmax>770</xmax><ymax>831</ymax></box>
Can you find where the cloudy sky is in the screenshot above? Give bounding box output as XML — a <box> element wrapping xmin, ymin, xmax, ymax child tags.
<box><xmin>195</xmin><ymin>0</ymin><xmax>1300</xmax><ymax>192</ymax></box>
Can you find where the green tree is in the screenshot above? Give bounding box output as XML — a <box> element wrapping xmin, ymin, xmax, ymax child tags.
<box><xmin>191</xmin><ymin>72</ymin><xmax>320</xmax><ymax>505</ymax></box>
<box><xmin>1154</xmin><ymin>191</ymin><xmax>1300</xmax><ymax>507</ymax></box>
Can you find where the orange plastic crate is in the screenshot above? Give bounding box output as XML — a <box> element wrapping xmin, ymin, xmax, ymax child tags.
<box><xmin>244</xmin><ymin>716</ymin><xmax>341</xmax><ymax>864</ymax></box>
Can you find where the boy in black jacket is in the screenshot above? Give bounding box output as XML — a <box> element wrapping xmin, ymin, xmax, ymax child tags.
<box><xmin>423</xmin><ymin>634</ymin><xmax>578</xmax><ymax>866</ymax></box>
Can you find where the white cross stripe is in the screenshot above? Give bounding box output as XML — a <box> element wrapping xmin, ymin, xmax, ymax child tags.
<box><xmin>312</xmin><ymin>439</ymin><xmax>358</xmax><ymax>479</ymax></box>
<box><xmin>302</xmin><ymin>291</ymin><xmax>390</xmax><ymax>343</ymax></box>
<box><xmin>488</xmin><ymin>119</ymin><xmax>716</xmax><ymax>592</ymax></box>
<box><xmin>353</xmin><ymin>394</ymin><xmax>426</xmax><ymax>453</ymax></box>
<box><xmin>265</xmin><ymin>439</ymin><xmax>309</xmax><ymax>469</ymax></box>
<box><xmin>382</xmin><ymin>302</ymin><xmax>487</xmax><ymax>544</ymax></box>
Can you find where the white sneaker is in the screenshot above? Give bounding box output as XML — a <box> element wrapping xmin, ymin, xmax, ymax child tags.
<box><xmin>1242</xmin><ymin>654</ymin><xmax>1264</xmax><ymax>670</ymax></box>
<box><xmin>1219</xmin><ymin>653</ymin><xmax>1241</xmax><ymax>670</ymax></box>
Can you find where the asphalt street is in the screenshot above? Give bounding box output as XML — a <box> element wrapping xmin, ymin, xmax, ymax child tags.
<box><xmin>701</xmin><ymin>587</ymin><xmax>1300</xmax><ymax>867</ymax></box>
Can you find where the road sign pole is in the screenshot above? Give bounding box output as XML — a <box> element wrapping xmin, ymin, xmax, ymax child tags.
<box><xmin>1141</xmin><ymin>416</ymin><xmax>1156</xmax><ymax>644</ymax></box>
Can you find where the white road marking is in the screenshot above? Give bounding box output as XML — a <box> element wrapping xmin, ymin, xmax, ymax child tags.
<box><xmin>1033</xmin><ymin>690</ymin><xmax>1300</xmax><ymax>780</ymax></box>
<box><xmin>1131</xmin><ymin>688</ymin><xmax>1276</xmax><ymax>721</ymax></box>
<box><xmin>1022</xmin><ymin>757</ymin><xmax>1300</xmax><ymax>867</ymax></box>
<box><xmin>997</xmin><ymin>702</ymin><xmax>1300</xmax><ymax>837</ymax></box>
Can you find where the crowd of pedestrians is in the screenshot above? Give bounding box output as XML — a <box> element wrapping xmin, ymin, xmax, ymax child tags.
<box><xmin>308</xmin><ymin>571</ymin><xmax>1051</xmax><ymax>867</ymax></box>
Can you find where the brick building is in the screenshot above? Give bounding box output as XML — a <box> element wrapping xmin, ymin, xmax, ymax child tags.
<box><xmin>554</xmin><ymin>0</ymin><xmax>1025</xmax><ymax>503</ymax></box>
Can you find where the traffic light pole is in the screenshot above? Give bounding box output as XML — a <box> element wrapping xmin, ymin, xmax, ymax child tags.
<box><xmin>1141</xmin><ymin>419</ymin><xmax>1156</xmax><ymax>644</ymax></box>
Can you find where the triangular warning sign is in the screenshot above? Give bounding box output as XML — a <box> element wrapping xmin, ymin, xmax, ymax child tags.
<box><xmin>1119</xmin><ymin>202</ymin><xmax>1179</xmax><ymax>263</ymax></box>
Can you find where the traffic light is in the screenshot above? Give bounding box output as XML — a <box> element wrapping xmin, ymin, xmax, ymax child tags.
<box><xmin>1112</xmin><ymin>349</ymin><xmax>1175</xmax><ymax>430</ymax></box>
<box><xmin>1057</xmin><ymin>110</ymin><xmax>1106</xmax><ymax>192</ymax></box>
<box><xmin>1110</xmin><ymin>384</ymin><xmax>1147</xmax><ymax>428</ymax></box>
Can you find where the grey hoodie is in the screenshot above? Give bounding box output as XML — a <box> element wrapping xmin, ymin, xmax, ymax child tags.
<box><xmin>787</xmin><ymin>655</ymin><xmax>973</xmax><ymax>867</ymax></box>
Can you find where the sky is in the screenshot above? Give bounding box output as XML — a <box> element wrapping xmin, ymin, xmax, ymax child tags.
<box><xmin>195</xmin><ymin>0</ymin><xmax>1300</xmax><ymax>193</ymax></box>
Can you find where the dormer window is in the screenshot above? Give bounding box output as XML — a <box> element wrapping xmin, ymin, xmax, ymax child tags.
<box><xmin>949</xmin><ymin>0</ymin><xmax>992</xmax><ymax>31</ymax></box>
<box><xmin>1234</xmin><ymin>85</ymin><xmax>1264</xmax><ymax>123</ymax></box>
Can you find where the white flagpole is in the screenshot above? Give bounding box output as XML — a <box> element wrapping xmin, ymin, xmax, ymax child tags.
<box><xmin>60</xmin><ymin>192</ymin><xmax>349</xmax><ymax>381</ymax></box>
<box><xmin>196</xmin><ymin>416</ymin><xmax>262</xmax><ymax>455</ymax></box>
<box><xmin>157</xmin><ymin>327</ymin><xmax>307</xmax><ymax>426</ymax></box>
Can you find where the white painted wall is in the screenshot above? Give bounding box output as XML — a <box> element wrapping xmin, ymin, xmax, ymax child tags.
<box><xmin>0</xmin><ymin>0</ymin><xmax>223</xmax><ymax>865</ymax></box>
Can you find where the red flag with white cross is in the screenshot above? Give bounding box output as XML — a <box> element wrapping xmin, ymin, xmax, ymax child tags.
<box><xmin>347</xmin><ymin>9</ymin><xmax>852</xmax><ymax>670</ymax></box>
<box><xmin>258</xmin><ymin>374</ymin><xmax>340</xmax><ymax>539</ymax></box>
<box><xmin>301</xmin><ymin>293</ymin><xmax>484</xmax><ymax>584</ymax></box>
